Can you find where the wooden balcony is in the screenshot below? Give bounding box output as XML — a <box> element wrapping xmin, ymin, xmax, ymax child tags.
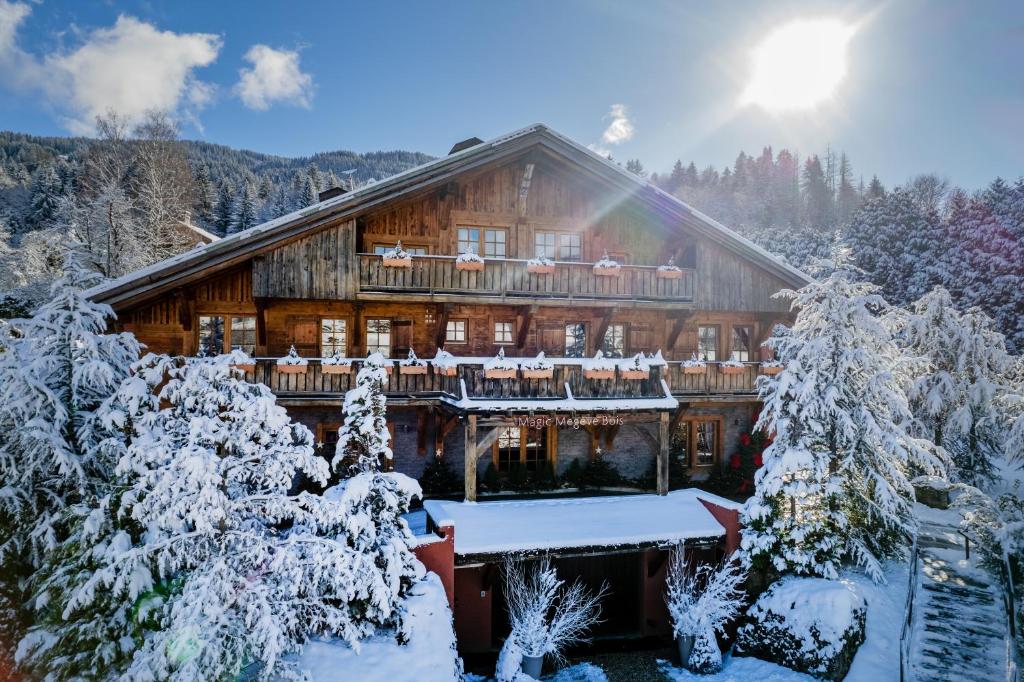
<box><xmin>249</xmin><ymin>358</ymin><xmax>763</xmax><ymax>407</ymax></box>
<box><xmin>355</xmin><ymin>254</ymin><xmax>695</xmax><ymax>306</ymax></box>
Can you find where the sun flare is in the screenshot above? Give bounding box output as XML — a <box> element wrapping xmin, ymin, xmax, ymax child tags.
<box><xmin>742</xmin><ymin>18</ymin><xmax>855</xmax><ymax>112</ymax></box>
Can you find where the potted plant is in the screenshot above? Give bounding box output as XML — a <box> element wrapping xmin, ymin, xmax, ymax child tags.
<box><xmin>592</xmin><ymin>250</ymin><xmax>621</xmax><ymax>277</ymax></box>
<box><xmin>656</xmin><ymin>256</ymin><xmax>684</xmax><ymax>280</ymax></box>
<box><xmin>499</xmin><ymin>558</ymin><xmax>604</xmax><ymax>681</ymax></box>
<box><xmin>665</xmin><ymin>549</ymin><xmax>745</xmax><ymax>674</ymax></box>
<box><xmin>320</xmin><ymin>350</ymin><xmax>353</xmax><ymax>374</ymax></box>
<box><xmin>583</xmin><ymin>350</ymin><xmax>616</xmax><ymax>380</ymax></box>
<box><xmin>618</xmin><ymin>353</ymin><xmax>650</xmax><ymax>380</ymax></box>
<box><xmin>381</xmin><ymin>241</ymin><xmax>412</xmax><ymax>268</ymax></box>
<box><xmin>527</xmin><ymin>256</ymin><xmax>555</xmax><ymax>275</ymax></box>
<box><xmin>431</xmin><ymin>348</ymin><xmax>458</xmax><ymax>377</ymax></box>
<box><xmin>399</xmin><ymin>348</ymin><xmax>428</xmax><ymax>375</ymax></box>
<box><xmin>680</xmin><ymin>354</ymin><xmax>707</xmax><ymax>375</ymax></box>
<box><xmin>276</xmin><ymin>345</ymin><xmax>309</xmax><ymax>374</ymax></box>
<box><xmin>455</xmin><ymin>247</ymin><xmax>485</xmax><ymax>272</ymax></box>
<box><xmin>759</xmin><ymin>359</ymin><xmax>784</xmax><ymax>375</ymax></box>
<box><xmin>719</xmin><ymin>359</ymin><xmax>746</xmax><ymax>375</ymax></box>
<box><xmin>520</xmin><ymin>351</ymin><xmax>554</xmax><ymax>380</ymax></box>
<box><xmin>229</xmin><ymin>349</ymin><xmax>255</xmax><ymax>373</ymax></box>
<box><xmin>484</xmin><ymin>347</ymin><xmax>517</xmax><ymax>379</ymax></box>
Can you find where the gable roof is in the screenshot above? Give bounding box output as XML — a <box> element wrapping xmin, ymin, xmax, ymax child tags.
<box><xmin>86</xmin><ymin>124</ymin><xmax>810</xmax><ymax>308</ymax></box>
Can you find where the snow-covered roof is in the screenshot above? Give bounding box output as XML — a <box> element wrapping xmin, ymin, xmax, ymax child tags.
<box><xmin>85</xmin><ymin>123</ymin><xmax>811</xmax><ymax>308</ymax></box>
<box><xmin>422</xmin><ymin>489</ymin><xmax>728</xmax><ymax>557</ymax></box>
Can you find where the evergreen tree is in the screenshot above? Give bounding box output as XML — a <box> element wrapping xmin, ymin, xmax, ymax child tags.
<box><xmin>213</xmin><ymin>180</ymin><xmax>234</xmax><ymax>235</ymax></box>
<box><xmin>300</xmin><ymin>174</ymin><xmax>320</xmax><ymax>208</ymax></box>
<box><xmin>29</xmin><ymin>164</ymin><xmax>64</xmax><ymax>229</ymax></box>
<box><xmin>625</xmin><ymin>159</ymin><xmax>646</xmax><ymax>177</ymax></box>
<box><xmin>334</xmin><ymin>353</ymin><xmax>393</xmax><ymax>474</ymax></box>
<box><xmin>230</xmin><ymin>180</ymin><xmax>258</xmax><ymax>234</ymax></box>
<box><xmin>192</xmin><ymin>163</ymin><xmax>215</xmax><ymax>226</ymax></box>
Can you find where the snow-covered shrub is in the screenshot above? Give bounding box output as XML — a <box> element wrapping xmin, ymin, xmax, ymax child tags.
<box><xmin>277</xmin><ymin>344</ymin><xmax>308</xmax><ymax>365</ymax></box>
<box><xmin>381</xmin><ymin>241</ymin><xmax>411</xmax><ymax>263</ymax></box>
<box><xmin>485</xmin><ymin>347</ymin><xmax>518</xmax><ymax>375</ymax></box>
<box><xmin>335</xmin><ymin>352</ymin><xmax>392</xmax><ymax>474</ymax></box>
<box><xmin>735</xmin><ymin>577</ymin><xmax>866</xmax><ymax>681</ymax></box>
<box><xmin>431</xmin><ymin>348</ymin><xmax>458</xmax><ymax>376</ymax></box>
<box><xmin>646</xmin><ymin>350</ymin><xmax>667</xmax><ymax>367</ymax></box>
<box><xmin>665</xmin><ymin>550</ymin><xmax>746</xmax><ymax>674</ymax></box>
<box><xmin>593</xmin><ymin>250</ymin><xmax>620</xmax><ymax>270</ymax></box>
<box><xmin>618</xmin><ymin>353</ymin><xmax>651</xmax><ymax>376</ymax></box>
<box><xmin>456</xmin><ymin>248</ymin><xmax>484</xmax><ymax>264</ymax></box>
<box><xmin>582</xmin><ymin>350</ymin><xmax>616</xmax><ymax>373</ymax></box>
<box><xmin>399</xmin><ymin>348</ymin><xmax>427</xmax><ymax>367</ymax></box>
<box><xmin>322</xmin><ymin>350</ymin><xmax>352</xmax><ymax>366</ymax></box>
<box><xmin>500</xmin><ymin>558</ymin><xmax>605</xmax><ymax>674</ymax></box>
<box><xmin>520</xmin><ymin>351</ymin><xmax>554</xmax><ymax>372</ymax></box>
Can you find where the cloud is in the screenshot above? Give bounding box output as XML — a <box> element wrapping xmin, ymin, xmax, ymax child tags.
<box><xmin>0</xmin><ymin>1</ymin><xmax>221</xmax><ymax>134</ymax></box>
<box><xmin>601</xmin><ymin>103</ymin><xmax>634</xmax><ymax>144</ymax></box>
<box><xmin>234</xmin><ymin>45</ymin><xmax>313</xmax><ymax>110</ymax></box>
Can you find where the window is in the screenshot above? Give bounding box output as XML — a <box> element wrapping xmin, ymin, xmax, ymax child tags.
<box><xmin>565</xmin><ymin>323</ymin><xmax>587</xmax><ymax>358</ymax></box>
<box><xmin>230</xmin><ymin>316</ymin><xmax>257</xmax><ymax>355</ymax></box>
<box><xmin>494</xmin><ymin>321</ymin><xmax>514</xmax><ymax>345</ymax></box>
<box><xmin>366</xmin><ymin>319</ymin><xmax>392</xmax><ymax>357</ymax></box>
<box><xmin>534</xmin><ymin>231</ymin><xmax>581</xmax><ymax>261</ymax></box>
<box><xmin>730</xmin><ymin>326</ymin><xmax>753</xmax><ymax>362</ymax></box>
<box><xmin>321</xmin><ymin>319</ymin><xmax>347</xmax><ymax>356</ymax></box>
<box><xmin>494</xmin><ymin>426</ymin><xmax>549</xmax><ymax>473</ymax></box>
<box><xmin>373</xmin><ymin>243</ymin><xmax>427</xmax><ymax>255</ymax></box>
<box><xmin>697</xmin><ymin>325</ymin><xmax>718</xmax><ymax>361</ymax></box>
<box><xmin>445</xmin><ymin>319</ymin><xmax>467</xmax><ymax>344</ymax></box>
<box><xmin>695</xmin><ymin>421</ymin><xmax>717</xmax><ymax>467</ymax></box>
<box><xmin>198</xmin><ymin>315</ymin><xmax>224</xmax><ymax>356</ymax></box>
<box><xmin>601</xmin><ymin>324</ymin><xmax>625</xmax><ymax>358</ymax></box>
<box><xmin>457</xmin><ymin>227</ymin><xmax>506</xmax><ymax>258</ymax></box>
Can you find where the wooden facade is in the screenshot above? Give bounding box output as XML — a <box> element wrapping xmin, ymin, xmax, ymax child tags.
<box><xmin>93</xmin><ymin>124</ymin><xmax>808</xmax><ymax>503</ymax></box>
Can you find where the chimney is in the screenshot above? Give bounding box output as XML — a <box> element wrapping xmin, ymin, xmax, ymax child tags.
<box><xmin>448</xmin><ymin>137</ymin><xmax>483</xmax><ymax>155</ymax></box>
<box><xmin>318</xmin><ymin>186</ymin><xmax>346</xmax><ymax>202</ymax></box>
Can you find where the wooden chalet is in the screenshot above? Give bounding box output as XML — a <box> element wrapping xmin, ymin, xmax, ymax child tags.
<box><xmin>87</xmin><ymin>124</ymin><xmax>810</xmax><ymax>650</ymax></box>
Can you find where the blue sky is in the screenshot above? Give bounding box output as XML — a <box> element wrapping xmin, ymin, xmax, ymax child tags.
<box><xmin>0</xmin><ymin>0</ymin><xmax>1021</xmax><ymax>189</ymax></box>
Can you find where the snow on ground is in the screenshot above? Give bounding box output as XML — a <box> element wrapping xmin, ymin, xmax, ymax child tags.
<box><xmin>423</xmin><ymin>489</ymin><xmax>726</xmax><ymax>555</ymax></box>
<box><xmin>286</xmin><ymin>573</ymin><xmax>460</xmax><ymax>681</ymax></box>
<box><xmin>464</xmin><ymin>662</ymin><xmax>607</xmax><ymax>682</ymax></box>
<box><xmin>658</xmin><ymin>654</ymin><xmax>817</xmax><ymax>681</ymax></box>
<box><xmin>843</xmin><ymin>561</ymin><xmax>909</xmax><ymax>682</ymax></box>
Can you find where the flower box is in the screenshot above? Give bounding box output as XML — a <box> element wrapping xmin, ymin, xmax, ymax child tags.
<box><xmin>719</xmin><ymin>364</ymin><xmax>746</xmax><ymax>375</ymax></box>
<box><xmin>277</xmin><ymin>364</ymin><xmax>309</xmax><ymax>375</ymax></box>
<box><xmin>527</xmin><ymin>260</ymin><xmax>555</xmax><ymax>275</ymax></box>
<box><xmin>455</xmin><ymin>259</ymin><xmax>484</xmax><ymax>272</ymax></box>
<box><xmin>400</xmin><ymin>364</ymin><xmax>428</xmax><ymax>375</ymax></box>
<box><xmin>485</xmin><ymin>368</ymin><xmax>517</xmax><ymax>380</ymax></box>
<box><xmin>321</xmin><ymin>364</ymin><xmax>352</xmax><ymax>375</ymax></box>
<box><xmin>593</xmin><ymin>265</ymin><xmax>621</xmax><ymax>277</ymax></box>
<box><xmin>522</xmin><ymin>368</ymin><xmax>554</xmax><ymax>380</ymax></box>
<box><xmin>583</xmin><ymin>369</ymin><xmax>615</xmax><ymax>380</ymax></box>
<box><xmin>382</xmin><ymin>256</ymin><xmax>412</xmax><ymax>268</ymax></box>
<box><xmin>682</xmin><ymin>364</ymin><xmax>706</xmax><ymax>375</ymax></box>
<box><xmin>619</xmin><ymin>369</ymin><xmax>648</xmax><ymax>380</ymax></box>
<box><xmin>656</xmin><ymin>268</ymin><xmax>683</xmax><ymax>280</ymax></box>
<box><xmin>760</xmin><ymin>364</ymin><xmax>784</xmax><ymax>375</ymax></box>
<box><xmin>231</xmin><ymin>363</ymin><xmax>255</xmax><ymax>373</ymax></box>
<box><xmin>434</xmin><ymin>366</ymin><xmax>458</xmax><ymax>377</ymax></box>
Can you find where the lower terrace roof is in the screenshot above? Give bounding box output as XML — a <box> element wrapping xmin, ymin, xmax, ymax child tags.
<box><xmin>422</xmin><ymin>489</ymin><xmax>736</xmax><ymax>562</ymax></box>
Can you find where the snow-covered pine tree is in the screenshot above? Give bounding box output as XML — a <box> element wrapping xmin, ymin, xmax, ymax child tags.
<box><xmin>334</xmin><ymin>352</ymin><xmax>393</xmax><ymax>475</ymax></box>
<box><xmin>300</xmin><ymin>174</ymin><xmax>320</xmax><ymax>208</ymax></box>
<box><xmin>230</xmin><ymin>180</ymin><xmax>258</xmax><ymax>234</ymax></box>
<box><xmin>897</xmin><ymin>287</ymin><xmax>1015</xmax><ymax>486</ymax></box>
<box><xmin>741</xmin><ymin>266</ymin><xmax>946</xmax><ymax>582</ymax></box>
<box><xmin>214</xmin><ymin>180</ymin><xmax>234</xmax><ymax>235</ymax></box>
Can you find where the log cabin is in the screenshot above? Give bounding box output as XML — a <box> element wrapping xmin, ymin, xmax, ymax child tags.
<box><xmin>87</xmin><ymin>124</ymin><xmax>809</xmax><ymax>650</ymax></box>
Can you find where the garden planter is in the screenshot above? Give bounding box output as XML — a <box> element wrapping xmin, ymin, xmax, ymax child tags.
<box><xmin>277</xmin><ymin>364</ymin><xmax>308</xmax><ymax>375</ymax></box>
<box><xmin>583</xmin><ymin>369</ymin><xmax>615</xmax><ymax>380</ymax></box>
<box><xmin>593</xmin><ymin>266</ymin><xmax>621</xmax><ymax>277</ymax></box>
<box><xmin>676</xmin><ymin>635</ymin><xmax>695</xmax><ymax>668</ymax></box>
<box><xmin>682</xmin><ymin>365</ymin><xmax>706</xmax><ymax>375</ymax></box>
<box><xmin>321</xmin><ymin>364</ymin><xmax>352</xmax><ymax>375</ymax></box>
<box><xmin>759</xmin><ymin>365</ymin><xmax>783</xmax><ymax>375</ymax></box>
<box><xmin>231</xmin><ymin>363</ymin><xmax>255</xmax><ymax>373</ymax></box>
<box><xmin>485</xmin><ymin>369</ymin><xmax>517</xmax><ymax>379</ymax></box>
<box><xmin>456</xmin><ymin>260</ymin><xmax>484</xmax><ymax>272</ymax></box>
<box><xmin>527</xmin><ymin>263</ymin><xmax>555</xmax><ymax>275</ymax></box>
<box><xmin>400</xmin><ymin>365</ymin><xmax>428</xmax><ymax>375</ymax></box>
<box><xmin>433</xmin><ymin>366</ymin><xmax>458</xmax><ymax>377</ymax></box>
<box><xmin>522</xmin><ymin>368</ymin><xmax>554</xmax><ymax>380</ymax></box>
<box><xmin>719</xmin><ymin>365</ymin><xmax>746</xmax><ymax>375</ymax></box>
<box><xmin>520</xmin><ymin>654</ymin><xmax>544</xmax><ymax>680</ymax></box>
<box><xmin>619</xmin><ymin>369</ymin><xmax>648</xmax><ymax>380</ymax></box>
<box><xmin>657</xmin><ymin>269</ymin><xmax>683</xmax><ymax>280</ymax></box>
<box><xmin>382</xmin><ymin>257</ymin><xmax>411</xmax><ymax>268</ymax></box>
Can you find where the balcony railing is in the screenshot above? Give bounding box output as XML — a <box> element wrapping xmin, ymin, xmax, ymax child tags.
<box><xmin>250</xmin><ymin>359</ymin><xmax>765</xmax><ymax>402</ymax></box>
<box><xmin>356</xmin><ymin>254</ymin><xmax>695</xmax><ymax>303</ymax></box>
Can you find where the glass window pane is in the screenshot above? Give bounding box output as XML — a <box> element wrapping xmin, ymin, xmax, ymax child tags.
<box><xmin>230</xmin><ymin>316</ymin><xmax>256</xmax><ymax>355</ymax></box>
<box><xmin>695</xmin><ymin>421</ymin><xmax>716</xmax><ymax>466</ymax></box>
<box><xmin>601</xmin><ymin>324</ymin><xmax>625</xmax><ymax>358</ymax></box>
<box><xmin>446</xmin><ymin>320</ymin><xmax>467</xmax><ymax>344</ymax></box>
<box><xmin>497</xmin><ymin>427</ymin><xmax>521</xmax><ymax>472</ymax></box>
<box><xmin>483</xmin><ymin>229</ymin><xmax>506</xmax><ymax>258</ymax></box>
<box><xmin>321</xmin><ymin>319</ymin><xmax>347</xmax><ymax>356</ymax></box>
<box><xmin>198</xmin><ymin>315</ymin><xmax>224</xmax><ymax>356</ymax></box>
<box><xmin>565</xmin><ymin>323</ymin><xmax>587</xmax><ymax>358</ymax></box>
<box><xmin>523</xmin><ymin>428</ymin><xmax>548</xmax><ymax>472</ymax></box>
<box><xmin>560</xmin><ymin>233</ymin><xmax>581</xmax><ymax>261</ymax></box>
<box><xmin>366</xmin><ymin>319</ymin><xmax>392</xmax><ymax>357</ymax></box>
<box><xmin>457</xmin><ymin>228</ymin><xmax>480</xmax><ymax>255</ymax></box>
<box><xmin>535</xmin><ymin>232</ymin><xmax>556</xmax><ymax>259</ymax></box>
<box><xmin>698</xmin><ymin>326</ymin><xmax>718</xmax><ymax>362</ymax></box>
<box><xmin>730</xmin><ymin>326</ymin><xmax>752</xmax><ymax>362</ymax></box>
<box><xmin>494</xmin><ymin>321</ymin><xmax>514</xmax><ymax>344</ymax></box>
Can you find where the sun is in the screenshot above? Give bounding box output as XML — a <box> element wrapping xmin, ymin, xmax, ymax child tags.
<box><xmin>741</xmin><ymin>18</ymin><xmax>856</xmax><ymax>112</ymax></box>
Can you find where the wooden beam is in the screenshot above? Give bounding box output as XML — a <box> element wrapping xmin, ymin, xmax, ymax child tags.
<box><xmin>658</xmin><ymin>412</ymin><xmax>670</xmax><ymax>495</ymax></box>
<box><xmin>416</xmin><ymin>408</ymin><xmax>428</xmax><ymax>456</ymax></box>
<box><xmin>464</xmin><ymin>415</ymin><xmax>477</xmax><ymax>502</ymax></box>
<box><xmin>517</xmin><ymin>162</ymin><xmax>536</xmax><ymax>218</ymax></box>
<box><xmin>593</xmin><ymin>308</ymin><xmax>616</xmax><ymax>353</ymax></box>
<box><xmin>434</xmin><ymin>303</ymin><xmax>451</xmax><ymax>350</ymax></box>
<box><xmin>666</xmin><ymin>311</ymin><xmax>693</xmax><ymax>353</ymax></box>
<box><xmin>351</xmin><ymin>303</ymin><xmax>363</xmax><ymax>356</ymax></box>
<box><xmin>254</xmin><ymin>297</ymin><xmax>268</xmax><ymax>348</ymax></box>
<box><xmin>515</xmin><ymin>305</ymin><xmax>536</xmax><ymax>352</ymax></box>
<box><xmin>602</xmin><ymin>424</ymin><xmax>620</xmax><ymax>450</ymax></box>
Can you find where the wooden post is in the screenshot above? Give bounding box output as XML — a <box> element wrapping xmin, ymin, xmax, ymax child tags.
<box><xmin>658</xmin><ymin>411</ymin><xmax>670</xmax><ymax>495</ymax></box>
<box><xmin>464</xmin><ymin>415</ymin><xmax>477</xmax><ymax>502</ymax></box>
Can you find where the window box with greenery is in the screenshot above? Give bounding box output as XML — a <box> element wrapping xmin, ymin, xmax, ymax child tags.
<box><xmin>276</xmin><ymin>345</ymin><xmax>309</xmax><ymax>374</ymax></box>
<box><xmin>681</xmin><ymin>355</ymin><xmax>707</xmax><ymax>374</ymax></box>
<box><xmin>431</xmin><ymin>348</ymin><xmax>458</xmax><ymax>377</ymax></box>
<box><xmin>229</xmin><ymin>350</ymin><xmax>255</xmax><ymax>374</ymax></box>
<box><xmin>398</xmin><ymin>349</ymin><xmax>429</xmax><ymax>375</ymax></box>
<box><xmin>592</xmin><ymin>251</ymin><xmax>621</xmax><ymax>277</ymax></box>
<box><xmin>526</xmin><ymin>256</ymin><xmax>555</xmax><ymax>275</ymax></box>
<box><xmin>320</xmin><ymin>350</ymin><xmax>353</xmax><ymax>374</ymax></box>
<box><xmin>381</xmin><ymin>241</ymin><xmax>412</xmax><ymax>268</ymax></box>
<box><xmin>718</xmin><ymin>359</ymin><xmax>747</xmax><ymax>375</ymax></box>
<box><xmin>484</xmin><ymin>347</ymin><xmax>518</xmax><ymax>379</ymax></box>
<box><xmin>618</xmin><ymin>353</ymin><xmax>650</xmax><ymax>380</ymax></box>
<box><xmin>759</xmin><ymin>359</ymin><xmax>784</xmax><ymax>375</ymax></box>
<box><xmin>583</xmin><ymin>350</ymin><xmax>616</xmax><ymax>380</ymax></box>
<box><xmin>455</xmin><ymin>248</ymin><xmax>485</xmax><ymax>272</ymax></box>
<box><xmin>520</xmin><ymin>351</ymin><xmax>554</xmax><ymax>379</ymax></box>
<box><xmin>656</xmin><ymin>257</ymin><xmax>684</xmax><ymax>280</ymax></box>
